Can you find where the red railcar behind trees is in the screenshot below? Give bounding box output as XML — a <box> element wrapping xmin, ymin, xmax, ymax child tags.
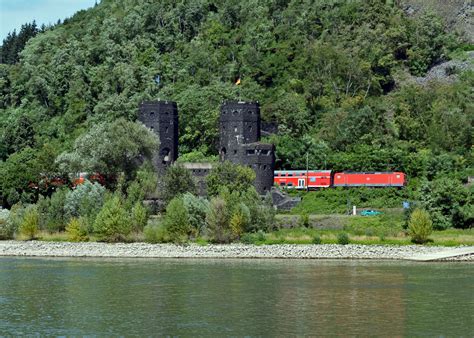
<box><xmin>274</xmin><ymin>170</ymin><xmax>405</xmax><ymax>189</ymax></box>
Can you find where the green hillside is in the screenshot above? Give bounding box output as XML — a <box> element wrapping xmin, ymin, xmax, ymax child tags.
<box><xmin>0</xmin><ymin>0</ymin><xmax>472</xmax><ymax>206</ymax></box>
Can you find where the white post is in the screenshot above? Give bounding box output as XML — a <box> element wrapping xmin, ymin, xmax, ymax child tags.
<box><xmin>353</xmin><ymin>205</ymin><xmax>357</xmax><ymax>216</ymax></box>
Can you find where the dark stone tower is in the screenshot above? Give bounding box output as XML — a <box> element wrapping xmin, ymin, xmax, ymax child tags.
<box><xmin>219</xmin><ymin>101</ymin><xmax>260</xmax><ymax>163</ymax></box>
<box><xmin>138</xmin><ymin>101</ymin><xmax>178</xmax><ymax>173</ymax></box>
<box><xmin>219</xmin><ymin>101</ymin><xmax>275</xmax><ymax>195</ymax></box>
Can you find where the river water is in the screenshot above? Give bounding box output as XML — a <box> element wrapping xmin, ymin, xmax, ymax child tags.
<box><xmin>0</xmin><ymin>257</ymin><xmax>472</xmax><ymax>336</ymax></box>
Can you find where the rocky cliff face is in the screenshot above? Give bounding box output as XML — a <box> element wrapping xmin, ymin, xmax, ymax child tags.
<box><xmin>400</xmin><ymin>0</ymin><xmax>473</xmax><ymax>42</ymax></box>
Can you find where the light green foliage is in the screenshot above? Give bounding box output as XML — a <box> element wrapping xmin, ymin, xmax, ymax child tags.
<box><xmin>0</xmin><ymin>209</ymin><xmax>13</xmax><ymax>239</ymax></box>
<box><xmin>408</xmin><ymin>208</ymin><xmax>433</xmax><ymax>244</ymax></box>
<box><xmin>56</xmin><ymin>119</ymin><xmax>158</xmax><ymax>178</ymax></box>
<box><xmin>312</xmin><ymin>234</ymin><xmax>322</xmax><ymax>244</ymax></box>
<box><xmin>144</xmin><ymin>222</ymin><xmax>169</xmax><ymax>243</ymax></box>
<box><xmin>230</xmin><ymin>203</ymin><xmax>251</xmax><ymax>239</ymax></box>
<box><xmin>125</xmin><ymin>163</ymin><xmax>158</xmax><ymax>207</ymax></box>
<box><xmin>182</xmin><ymin>192</ymin><xmax>210</xmax><ymax>235</ymax></box>
<box><xmin>206</xmin><ymin>161</ymin><xmax>256</xmax><ymax>197</ymax></box>
<box><xmin>163</xmin><ymin>197</ymin><xmax>191</xmax><ymax>243</ymax></box>
<box><xmin>299</xmin><ymin>213</ymin><xmax>310</xmax><ymax>228</ymax></box>
<box><xmin>131</xmin><ymin>202</ymin><xmax>148</xmax><ymax>232</ymax></box>
<box><xmin>64</xmin><ymin>180</ymin><xmax>105</xmax><ymax>227</ymax></box>
<box><xmin>93</xmin><ymin>195</ymin><xmax>131</xmax><ymax>242</ymax></box>
<box><xmin>161</xmin><ymin>164</ymin><xmax>197</xmax><ymax>204</ymax></box>
<box><xmin>19</xmin><ymin>205</ymin><xmax>39</xmax><ymax>240</ymax></box>
<box><xmin>66</xmin><ymin>217</ymin><xmax>89</xmax><ymax>242</ymax></box>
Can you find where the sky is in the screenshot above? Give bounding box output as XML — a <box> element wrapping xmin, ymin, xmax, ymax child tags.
<box><xmin>0</xmin><ymin>0</ymin><xmax>96</xmax><ymax>40</ymax></box>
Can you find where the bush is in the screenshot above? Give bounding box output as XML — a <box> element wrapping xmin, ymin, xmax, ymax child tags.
<box><xmin>161</xmin><ymin>164</ymin><xmax>197</xmax><ymax>204</ymax></box>
<box><xmin>240</xmin><ymin>233</ymin><xmax>256</xmax><ymax>244</ymax></box>
<box><xmin>64</xmin><ymin>180</ymin><xmax>105</xmax><ymax>226</ymax></box>
<box><xmin>66</xmin><ymin>217</ymin><xmax>89</xmax><ymax>242</ymax></box>
<box><xmin>230</xmin><ymin>204</ymin><xmax>249</xmax><ymax>239</ymax></box>
<box><xmin>182</xmin><ymin>193</ymin><xmax>210</xmax><ymax>236</ymax></box>
<box><xmin>0</xmin><ymin>209</ymin><xmax>14</xmax><ymax>239</ymax></box>
<box><xmin>299</xmin><ymin>213</ymin><xmax>310</xmax><ymax>228</ymax></box>
<box><xmin>131</xmin><ymin>202</ymin><xmax>148</xmax><ymax>232</ymax></box>
<box><xmin>206</xmin><ymin>161</ymin><xmax>255</xmax><ymax>197</ymax></box>
<box><xmin>163</xmin><ymin>197</ymin><xmax>191</xmax><ymax>243</ymax></box>
<box><xmin>408</xmin><ymin>208</ymin><xmax>433</xmax><ymax>244</ymax></box>
<box><xmin>19</xmin><ymin>205</ymin><xmax>39</xmax><ymax>240</ymax></box>
<box><xmin>206</xmin><ymin>197</ymin><xmax>231</xmax><ymax>243</ymax></box>
<box><xmin>144</xmin><ymin>222</ymin><xmax>169</xmax><ymax>243</ymax></box>
<box><xmin>36</xmin><ymin>188</ymin><xmax>68</xmax><ymax>232</ymax></box>
<box><xmin>337</xmin><ymin>232</ymin><xmax>350</xmax><ymax>245</ymax></box>
<box><xmin>312</xmin><ymin>234</ymin><xmax>322</xmax><ymax>244</ymax></box>
<box><xmin>93</xmin><ymin>195</ymin><xmax>131</xmax><ymax>242</ymax></box>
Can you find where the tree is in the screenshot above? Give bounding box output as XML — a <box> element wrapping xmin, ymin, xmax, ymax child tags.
<box><xmin>93</xmin><ymin>195</ymin><xmax>131</xmax><ymax>242</ymax></box>
<box><xmin>161</xmin><ymin>164</ymin><xmax>197</xmax><ymax>204</ymax></box>
<box><xmin>206</xmin><ymin>197</ymin><xmax>231</xmax><ymax>243</ymax></box>
<box><xmin>163</xmin><ymin>197</ymin><xmax>191</xmax><ymax>243</ymax></box>
<box><xmin>420</xmin><ymin>177</ymin><xmax>471</xmax><ymax>229</ymax></box>
<box><xmin>206</xmin><ymin>161</ymin><xmax>256</xmax><ymax>197</ymax></box>
<box><xmin>408</xmin><ymin>209</ymin><xmax>433</xmax><ymax>244</ymax></box>
<box><xmin>56</xmin><ymin>119</ymin><xmax>158</xmax><ymax>179</ymax></box>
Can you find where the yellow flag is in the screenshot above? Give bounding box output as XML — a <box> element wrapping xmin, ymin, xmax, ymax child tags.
<box><xmin>235</xmin><ymin>78</ymin><xmax>241</xmax><ymax>85</ymax></box>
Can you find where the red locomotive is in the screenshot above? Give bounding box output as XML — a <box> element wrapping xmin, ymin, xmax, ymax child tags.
<box><xmin>274</xmin><ymin>170</ymin><xmax>405</xmax><ymax>189</ymax></box>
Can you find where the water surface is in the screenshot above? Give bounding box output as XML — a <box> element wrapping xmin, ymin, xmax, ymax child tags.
<box><xmin>0</xmin><ymin>258</ymin><xmax>472</xmax><ymax>335</ymax></box>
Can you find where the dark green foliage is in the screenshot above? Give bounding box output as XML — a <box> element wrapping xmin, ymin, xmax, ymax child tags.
<box><xmin>1</xmin><ymin>21</ymin><xmax>40</xmax><ymax>65</ymax></box>
<box><xmin>205</xmin><ymin>197</ymin><xmax>231</xmax><ymax>243</ymax></box>
<box><xmin>161</xmin><ymin>164</ymin><xmax>197</xmax><ymax>204</ymax></box>
<box><xmin>420</xmin><ymin>177</ymin><xmax>472</xmax><ymax>229</ymax></box>
<box><xmin>206</xmin><ymin>161</ymin><xmax>256</xmax><ymax>197</ymax></box>
<box><xmin>0</xmin><ymin>0</ymin><xmax>471</xmax><ymax>222</ymax></box>
<box><xmin>37</xmin><ymin>188</ymin><xmax>68</xmax><ymax>232</ymax></box>
<box><xmin>337</xmin><ymin>232</ymin><xmax>350</xmax><ymax>245</ymax></box>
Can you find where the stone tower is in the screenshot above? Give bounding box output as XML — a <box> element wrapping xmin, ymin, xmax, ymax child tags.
<box><xmin>242</xmin><ymin>143</ymin><xmax>276</xmax><ymax>194</ymax></box>
<box><xmin>219</xmin><ymin>101</ymin><xmax>275</xmax><ymax>194</ymax></box>
<box><xmin>219</xmin><ymin>101</ymin><xmax>260</xmax><ymax>163</ymax></box>
<box><xmin>138</xmin><ymin>101</ymin><xmax>178</xmax><ymax>173</ymax></box>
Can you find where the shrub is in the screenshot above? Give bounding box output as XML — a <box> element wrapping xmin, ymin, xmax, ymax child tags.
<box><xmin>182</xmin><ymin>193</ymin><xmax>210</xmax><ymax>236</ymax></box>
<box><xmin>240</xmin><ymin>233</ymin><xmax>256</xmax><ymax>244</ymax></box>
<box><xmin>144</xmin><ymin>222</ymin><xmax>169</xmax><ymax>243</ymax></box>
<box><xmin>37</xmin><ymin>188</ymin><xmax>68</xmax><ymax>232</ymax></box>
<box><xmin>408</xmin><ymin>208</ymin><xmax>433</xmax><ymax>244</ymax></box>
<box><xmin>0</xmin><ymin>209</ymin><xmax>14</xmax><ymax>240</ymax></box>
<box><xmin>66</xmin><ymin>217</ymin><xmax>89</xmax><ymax>242</ymax></box>
<box><xmin>19</xmin><ymin>205</ymin><xmax>39</xmax><ymax>240</ymax></box>
<box><xmin>161</xmin><ymin>164</ymin><xmax>197</xmax><ymax>204</ymax></box>
<box><xmin>93</xmin><ymin>195</ymin><xmax>131</xmax><ymax>242</ymax></box>
<box><xmin>131</xmin><ymin>202</ymin><xmax>148</xmax><ymax>232</ymax></box>
<box><xmin>299</xmin><ymin>213</ymin><xmax>310</xmax><ymax>228</ymax></box>
<box><xmin>337</xmin><ymin>232</ymin><xmax>350</xmax><ymax>245</ymax></box>
<box><xmin>206</xmin><ymin>161</ymin><xmax>255</xmax><ymax>197</ymax></box>
<box><xmin>64</xmin><ymin>180</ymin><xmax>105</xmax><ymax>225</ymax></box>
<box><xmin>206</xmin><ymin>197</ymin><xmax>231</xmax><ymax>243</ymax></box>
<box><xmin>312</xmin><ymin>234</ymin><xmax>322</xmax><ymax>244</ymax></box>
<box><xmin>163</xmin><ymin>197</ymin><xmax>191</xmax><ymax>243</ymax></box>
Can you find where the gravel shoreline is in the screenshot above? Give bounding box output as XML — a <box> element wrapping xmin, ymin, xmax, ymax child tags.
<box><xmin>0</xmin><ymin>241</ymin><xmax>472</xmax><ymax>261</ymax></box>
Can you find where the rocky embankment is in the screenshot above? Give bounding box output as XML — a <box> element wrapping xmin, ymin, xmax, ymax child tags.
<box><xmin>0</xmin><ymin>241</ymin><xmax>472</xmax><ymax>261</ymax></box>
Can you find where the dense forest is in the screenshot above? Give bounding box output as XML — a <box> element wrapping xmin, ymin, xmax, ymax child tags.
<box><xmin>0</xmin><ymin>0</ymin><xmax>472</xmax><ymax>230</ymax></box>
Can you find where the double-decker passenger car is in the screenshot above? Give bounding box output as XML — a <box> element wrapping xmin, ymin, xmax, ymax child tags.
<box><xmin>274</xmin><ymin>170</ymin><xmax>405</xmax><ymax>189</ymax></box>
<box><xmin>274</xmin><ymin>170</ymin><xmax>332</xmax><ymax>189</ymax></box>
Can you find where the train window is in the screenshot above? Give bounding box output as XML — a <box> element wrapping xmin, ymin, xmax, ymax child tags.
<box><xmin>287</xmin><ymin>183</ymin><xmax>293</xmax><ymax>187</ymax></box>
<box><xmin>310</xmin><ymin>177</ymin><xmax>316</xmax><ymax>182</ymax></box>
<box><xmin>396</xmin><ymin>175</ymin><xmax>400</xmax><ymax>178</ymax></box>
<box><xmin>288</xmin><ymin>173</ymin><xmax>293</xmax><ymax>177</ymax></box>
<box><xmin>280</xmin><ymin>182</ymin><xmax>286</xmax><ymax>186</ymax></box>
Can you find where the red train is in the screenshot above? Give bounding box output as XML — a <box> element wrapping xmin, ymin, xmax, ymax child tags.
<box><xmin>274</xmin><ymin>170</ymin><xmax>405</xmax><ymax>189</ymax></box>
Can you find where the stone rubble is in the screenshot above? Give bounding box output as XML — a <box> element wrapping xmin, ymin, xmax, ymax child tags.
<box><xmin>0</xmin><ymin>241</ymin><xmax>472</xmax><ymax>261</ymax></box>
